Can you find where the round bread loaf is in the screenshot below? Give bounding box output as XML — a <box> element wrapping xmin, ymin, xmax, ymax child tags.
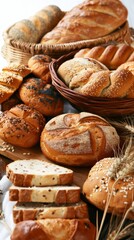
<box><xmin>28</xmin><ymin>54</ymin><xmax>52</xmax><ymax>83</ymax></box>
<box><xmin>40</xmin><ymin>112</ymin><xmax>120</xmax><ymax>167</ymax></box>
<box><xmin>0</xmin><ymin>104</ymin><xmax>45</xmax><ymax>148</ymax></box>
<box><xmin>19</xmin><ymin>77</ymin><xmax>64</xmax><ymax>117</ymax></box>
<box><xmin>83</xmin><ymin>158</ymin><xmax>134</xmax><ymax>219</ymax></box>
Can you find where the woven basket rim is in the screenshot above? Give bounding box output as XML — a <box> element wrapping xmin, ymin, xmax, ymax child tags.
<box><xmin>3</xmin><ymin>21</ymin><xmax>130</xmax><ymax>54</ymax></box>
<box><xmin>50</xmin><ymin>50</ymin><xmax>134</xmax><ymax>116</ymax></box>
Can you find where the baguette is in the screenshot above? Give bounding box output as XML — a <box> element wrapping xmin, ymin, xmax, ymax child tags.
<box><xmin>10</xmin><ymin>218</ymin><xmax>96</xmax><ymax>240</ymax></box>
<box><xmin>13</xmin><ymin>201</ymin><xmax>88</xmax><ymax>223</ymax></box>
<box><xmin>9</xmin><ymin>184</ymin><xmax>80</xmax><ymax>204</ymax></box>
<box><xmin>6</xmin><ymin>159</ymin><xmax>73</xmax><ymax>187</ymax></box>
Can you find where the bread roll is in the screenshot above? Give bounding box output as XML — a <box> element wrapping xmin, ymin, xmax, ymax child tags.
<box><xmin>41</xmin><ymin>0</ymin><xmax>128</xmax><ymax>44</ymax></box>
<box><xmin>0</xmin><ymin>104</ymin><xmax>45</xmax><ymax>148</ymax></box>
<box><xmin>12</xmin><ymin>201</ymin><xmax>89</xmax><ymax>223</ymax></box>
<box><xmin>83</xmin><ymin>158</ymin><xmax>134</xmax><ymax>219</ymax></box>
<box><xmin>10</xmin><ymin>219</ymin><xmax>96</xmax><ymax>240</ymax></box>
<box><xmin>40</xmin><ymin>112</ymin><xmax>120</xmax><ymax>167</ymax></box>
<box><xmin>74</xmin><ymin>44</ymin><xmax>134</xmax><ymax>70</ymax></box>
<box><xmin>28</xmin><ymin>54</ymin><xmax>52</xmax><ymax>83</ymax></box>
<box><xmin>19</xmin><ymin>77</ymin><xmax>64</xmax><ymax>117</ymax></box>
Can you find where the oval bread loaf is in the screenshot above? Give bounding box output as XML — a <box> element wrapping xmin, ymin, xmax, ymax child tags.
<box><xmin>40</xmin><ymin>112</ymin><xmax>120</xmax><ymax>167</ymax></box>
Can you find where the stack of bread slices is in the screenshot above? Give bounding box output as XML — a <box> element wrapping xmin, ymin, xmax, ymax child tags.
<box><xmin>6</xmin><ymin>159</ymin><xmax>96</xmax><ymax>240</ymax></box>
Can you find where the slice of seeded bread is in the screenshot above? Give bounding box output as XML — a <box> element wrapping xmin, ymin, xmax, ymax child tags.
<box><xmin>13</xmin><ymin>201</ymin><xmax>89</xmax><ymax>223</ymax></box>
<box><xmin>6</xmin><ymin>159</ymin><xmax>74</xmax><ymax>187</ymax></box>
<box><xmin>9</xmin><ymin>184</ymin><xmax>80</xmax><ymax>204</ymax></box>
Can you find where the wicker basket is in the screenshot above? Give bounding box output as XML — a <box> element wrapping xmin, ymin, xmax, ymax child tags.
<box><xmin>50</xmin><ymin>51</ymin><xmax>134</xmax><ymax>117</ymax></box>
<box><xmin>1</xmin><ymin>21</ymin><xmax>131</xmax><ymax>65</ymax></box>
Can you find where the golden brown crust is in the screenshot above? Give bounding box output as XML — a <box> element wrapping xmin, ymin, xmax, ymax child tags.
<box><xmin>19</xmin><ymin>77</ymin><xmax>64</xmax><ymax>116</ymax></box>
<box><xmin>0</xmin><ymin>104</ymin><xmax>45</xmax><ymax>148</ymax></box>
<box><xmin>10</xmin><ymin>219</ymin><xmax>96</xmax><ymax>240</ymax></box>
<box><xmin>40</xmin><ymin>112</ymin><xmax>120</xmax><ymax>167</ymax></box>
<box><xmin>41</xmin><ymin>0</ymin><xmax>128</xmax><ymax>44</ymax></box>
<box><xmin>83</xmin><ymin>158</ymin><xmax>134</xmax><ymax>219</ymax></box>
<box><xmin>74</xmin><ymin>44</ymin><xmax>134</xmax><ymax>70</ymax></box>
<box><xmin>28</xmin><ymin>54</ymin><xmax>52</xmax><ymax>83</ymax></box>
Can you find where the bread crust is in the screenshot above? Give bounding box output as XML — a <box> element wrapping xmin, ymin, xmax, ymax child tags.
<box><xmin>10</xmin><ymin>219</ymin><xmax>96</xmax><ymax>240</ymax></box>
<box><xmin>40</xmin><ymin>112</ymin><xmax>120</xmax><ymax>166</ymax></box>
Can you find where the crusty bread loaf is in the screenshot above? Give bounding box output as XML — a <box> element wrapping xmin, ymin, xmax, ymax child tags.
<box><xmin>57</xmin><ymin>57</ymin><xmax>134</xmax><ymax>98</ymax></box>
<box><xmin>28</xmin><ymin>54</ymin><xmax>52</xmax><ymax>83</ymax></box>
<box><xmin>74</xmin><ymin>44</ymin><xmax>134</xmax><ymax>70</ymax></box>
<box><xmin>9</xmin><ymin>184</ymin><xmax>80</xmax><ymax>203</ymax></box>
<box><xmin>0</xmin><ymin>104</ymin><xmax>45</xmax><ymax>148</ymax></box>
<box><xmin>8</xmin><ymin>5</ymin><xmax>64</xmax><ymax>43</ymax></box>
<box><xmin>6</xmin><ymin>159</ymin><xmax>73</xmax><ymax>187</ymax></box>
<box><xmin>40</xmin><ymin>112</ymin><xmax>120</xmax><ymax>167</ymax></box>
<box><xmin>41</xmin><ymin>0</ymin><xmax>128</xmax><ymax>44</ymax></box>
<box><xmin>10</xmin><ymin>218</ymin><xmax>96</xmax><ymax>240</ymax></box>
<box><xmin>2</xmin><ymin>64</ymin><xmax>31</xmax><ymax>78</ymax></box>
<box><xmin>83</xmin><ymin>158</ymin><xmax>134</xmax><ymax>219</ymax></box>
<box><xmin>19</xmin><ymin>77</ymin><xmax>64</xmax><ymax>116</ymax></box>
<box><xmin>12</xmin><ymin>201</ymin><xmax>88</xmax><ymax>223</ymax></box>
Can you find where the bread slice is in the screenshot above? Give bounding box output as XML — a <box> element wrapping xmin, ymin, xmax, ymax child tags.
<box><xmin>13</xmin><ymin>200</ymin><xmax>89</xmax><ymax>223</ymax></box>
<box><xmin>6</xmin><ymin>159</ymin><xmax>74</xmax><ymax>186</ymax></box>
<box><xmin>9</xmin><ymin>184</ymin><xmax>80</xmax><ymax>203</ymax></box>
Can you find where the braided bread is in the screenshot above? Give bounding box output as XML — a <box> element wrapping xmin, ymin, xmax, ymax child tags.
<box><xmin>74</xmin><ymin>44</ymin><xmax>134</xmax><ymax>70</ymax></box>
<box><xmin>57</xmin><ymin>58</ymin><xmax>134</xmax><ymax>98</ymax></box>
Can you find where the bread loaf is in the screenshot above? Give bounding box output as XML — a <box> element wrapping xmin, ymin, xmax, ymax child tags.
<box><xmin>0</xmin><ymin>104</ymin><xmax>45</xmax><ymax>148</ymax></box>
<box><xmin>40</xmin><ymin>112</ymin><xmax>120</xmax><ymax>167</ymax></box>
<box><xmin>41</xmin><ymin>0</ymin><xmax>128</xmax><ymax>44</ymax></box>
<box><xmin>6</xmin><ymin>159</ymin><xmax>73</xmax><ymax>187</ymax></box>
<box><xmin>83</xmin><ymin>158</ymin><xmax>134</xmax><ymax>219</ymax></box>
<box><xmin>12</xmin><ymin>201</ymin><xmax>88</xmax><ymax>223</ymax></box>
<box><xmin>9</xmin><ymin>184</ymin><xmax>80</xmax><ymax>203</ymax></box>
<box><xmin>57</xmin><ymin>57</ymin><xmax>134</xmax><ymax>98</ymax></box>
<box><xmin>74</xmin><ymin>44</ymin><xmax>134</xmax><ymax>70</ymax></box>
<box><xmin>8</xmin><ymin>5</ymin><xmax>64</xmax><ymax>43</ymax></box>
<box><xmin>10</xmin><ymin>218</ymin><xmax>96</xmax><ymax>240</ymax></box>
<box><xmin>19</xmin><ymin>77</ymin><xmax>64</xmax><ymax>116</ymax></box>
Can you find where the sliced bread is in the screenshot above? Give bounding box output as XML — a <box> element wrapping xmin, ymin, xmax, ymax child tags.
<box><xmin>13</xmin><ymin>200</ymin><xmax>89</xmax><ymax>223</ymax></box>
<box><xmin>6</xmin><ymin>159</ymin><xmax>74</xmax><ymax>186</ymax></box>
<box><xmin>9</xmin><ymin>184</ymin><xmax>80</xmax><ymax>204</ymax></box>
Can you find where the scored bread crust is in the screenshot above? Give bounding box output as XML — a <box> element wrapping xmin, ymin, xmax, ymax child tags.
<box><xmin>10</xmin><ymin>219</ymin><xmax>96</xmax><ymax>240</ymax></box>
<box><xmin>9</xmin><ymin>184</ymin><xmax>80</xmax><ymax>204</ymax></box>
<box><xmin>6</xmin><ymin>159</ymin><xmax>73</xmax><ymax>186</ymax></box>
<box><xmin>40</xmin><ymin>112</ymin><xmax>120</xmax><ymax>167</ymax></box>
<box><xmin>12</xmin><ymin>201</ymin><xmax>88</xmax><ymax>223</ymax></box>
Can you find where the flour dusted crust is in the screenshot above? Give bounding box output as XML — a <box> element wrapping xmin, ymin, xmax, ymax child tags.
<box><xmin>83</xmin><ymin>158</ymin><xmax>134</xmax><ymax>219</ymax></box>
<box><xmin>40</xmin><ymin>112</ymin><xmax>120</xmax><ymax>166</ymax></box>
<box><xmin>6</xmin><ymin>159</ymin><xmax>73</xmax><ymax>186</ymax></box>
<box><xmin>10</xmin><ymin>219</ymin><xmax>96</xmax><ymax>240</ymax></box>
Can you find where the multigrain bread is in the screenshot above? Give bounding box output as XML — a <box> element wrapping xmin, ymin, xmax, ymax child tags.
<box><xmin>57</xmin><ymin>57</ymin><xmax>134</xmax><ymax>98</ymax></box>
<box><xmin>40</xmin><ymin>112</ymin><xmax>120</xmax><ymax>167</ymax></box>
<box><xmin>41</xmin><ymin>0</ymin><xmax>128</xmax><ymax>44</ymax></box>
<box><xmin>74</xmin><ymin>44</ymin><xmax>134</xmax><ymax>70</ymax></box>
<box><xmin>0</xmin><ymin>104</ymin><xmax>45</xmax><ymax>148</ymax></box>
<box><xmin>19</xmin><ymin>77</ymin><xmax>64</xmax><ymax>116</ymax></box>
<box><xmin>6</xmin><ymin>159</ymin><xmax>73</xmax><ymax>187</ymax></box>
<box><xmin>10</xmin><ymin>218</ymin><xmax>96</xmax><ymax>240</ymax></box>
<box><xmin>12</xmin><ymin>201</ymin><xmax>89</xmax><ymax>223</ymax></box>
<box><xmin>9</xmin><ymin>184</ymin><xmax>80</xmax><ymax>203</ymax></box>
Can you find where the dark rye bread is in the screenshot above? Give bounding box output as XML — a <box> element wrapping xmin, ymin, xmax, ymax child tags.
<box><xmin>6</xmin><ymin>159</ymin><xmax>74</xmax><ymax>186</ymax></box>
<box><xmin>12</xmin><ymin>201</ymin><xmax>89</xmax><ymax>223</ymax></box>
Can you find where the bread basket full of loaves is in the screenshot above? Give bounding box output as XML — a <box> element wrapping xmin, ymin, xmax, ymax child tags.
<box><xmin>1</xmin><ymin>0</ymin><xmax>132</xmax><ymax>65</ymax></box>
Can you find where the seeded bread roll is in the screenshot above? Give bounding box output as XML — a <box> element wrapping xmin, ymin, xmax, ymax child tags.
<box><xmin>9</xmin><ymin>184</ymin><xmax>80</xmax><ymax>204</ymax></box>
<box><xmin>6</xmin><ymin>159</ymin><xmax>73</xmax><ymax>187</ymax></box>
<box><xmin>10</xmin><ymin>219</ymin><xmax>96</xmax><ymax>240</ymax></box>
<box><xmin>0</xmin><ymin>104</ymin><xmax>45</xmax><ymax>148</ymax></box>
<box><xmin>40</xmin><ymin>112</ymin><xmax>120</xmax><ymax>167</ymax></box>
<box><xmin>19</xmin><ymin>77</ymin><xmax>64</xmax><ymax>116</ymax></box>
<box><xmin>12</xmin><ymin>201</ymin><xmax>89</xmax><ymax>223</ymax></box>
<box><xmin>83</xmin><ymin>158</ymin><xmax>134</xmax><ymax>219</ymax></box>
